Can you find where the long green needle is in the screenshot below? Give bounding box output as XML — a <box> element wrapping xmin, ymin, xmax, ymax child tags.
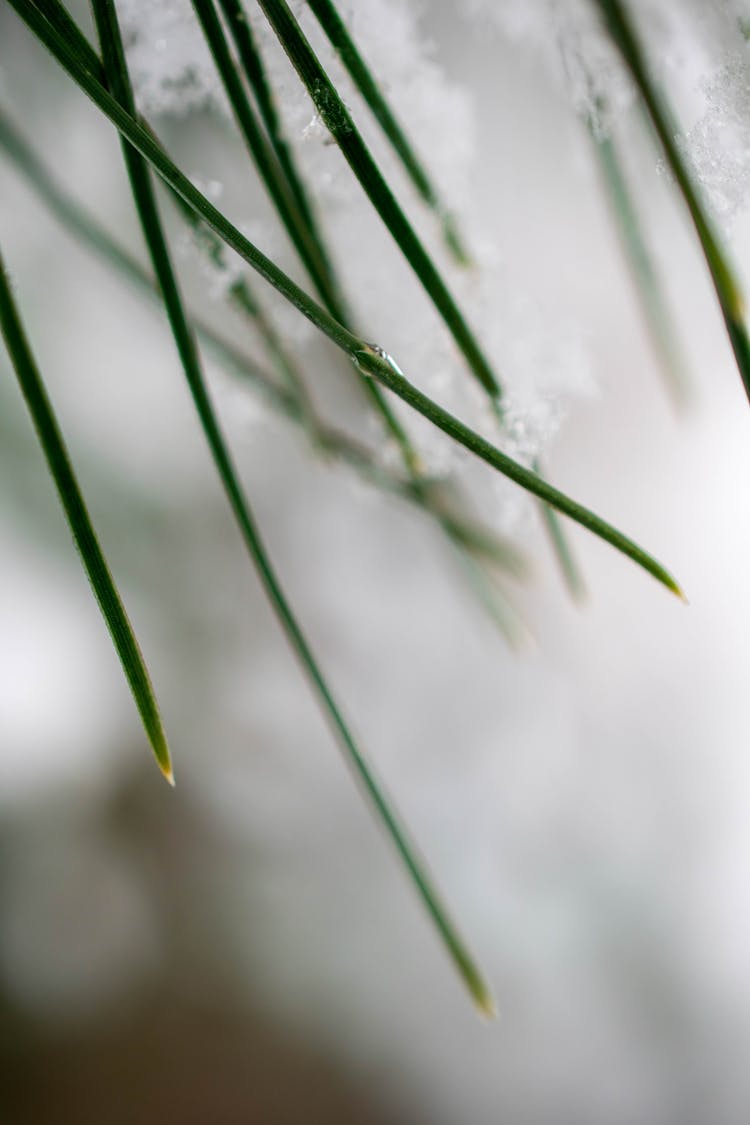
<box><xmin>596</xmin><ymin>0</ymin><xmax>750</xmax><ymax>403</ymax></box>
<box><xmin>0</xmin><ymin>250</ymin><xmax>174</xmax><ymax>784</ymax></box>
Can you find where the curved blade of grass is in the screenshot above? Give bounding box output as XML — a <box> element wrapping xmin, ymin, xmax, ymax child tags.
<box><xmin>209</xmin><ymin>0</ymin><xmax>356</xmax><ymax>439</ymax></box>
<box><xmin>595</xmin><ymin>0</ymin><xmax>750</xmax><ymax>402</ymax></box>
<box><xmin>10</xmin><ymin>0</ymin><xmax>682</xmax><ymax>595</ymax></box>
<box><xmin>90</xmin><ymin>0</ymin><xmax>494</xmax><ymax>1013</ymax></box>
<box><xmin>305</xmin><ymin>0</ymin><xmax>472</xmax><ymax>266</ymax></box>
<box><xmin>0</xmin><ymin>250</ymin><xmax>173</xmax><ymax>784</ymax></box>
<box><xmin>255</xmin><ymin>0</ymin><xmax>503</xmax><ymax>408</ymax></box>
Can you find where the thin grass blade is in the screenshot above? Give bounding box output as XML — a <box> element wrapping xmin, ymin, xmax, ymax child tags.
<box><xmin>0</xmin><ymin>250</ymin><xmax>173</xmax><ymax>784</ymax></box>
<box><xmin>595</xmin><ymin>0</ymin><xmax>750</xmax><ymax>402</ymax></box>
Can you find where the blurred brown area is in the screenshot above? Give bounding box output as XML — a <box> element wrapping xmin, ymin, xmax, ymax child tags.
<box><xmin>0</xmin><ymin>771</ymin><xmax>396</xmax><ymax>1125</ymax></box>
<box><xmin>2</xmin><ymin>991</ymin><xmax>390</xmax><ymax>1125</ymax></box>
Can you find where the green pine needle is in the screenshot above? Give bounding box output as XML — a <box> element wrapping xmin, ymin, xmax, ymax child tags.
<box><xmin>305</xmin><ymin>0</ymin><xmax>472</xmax><ymax>265</ymax></box>
<box><xmin>190</xmin><ymin>0</ymin><xmax>345</xmax><ymax>313</ymax></box>
<box><xmin>596</xmin><ymin>0</ymin><xmax>750</xmax><ymax>403</ymax></box>
<box><xmin>256</xmin><ymin>0</ymin><xmax>503</xmax><ymax>408</ymax></box>
<box><xmin>534</xmin><ymin>458</ymin><xmax>587</xmax><ymax>603</ymax></box>
<box><xmin>0</xmin><ymin>251</ymin><xmax>174</xmax><ymax>785</ymax></box>
<box><xmin>354</xmin><ymin>345</ymin><xmax>684</xmax><ymax>599</ymax></box>
<box><xmin>217</xmin><ymin>0</ymin><xmax>344</xmax><ymax>294</ymax></box>
<box><xmin>592</xmin><ymin>115</ymin><xmax>691</xmax><ymax>409</ymax></box>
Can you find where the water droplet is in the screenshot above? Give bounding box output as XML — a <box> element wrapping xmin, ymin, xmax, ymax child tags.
<box><xmin>360</xmin><ymin>342</ymin><xmax>405</xmax><ymax>379</ymax></box>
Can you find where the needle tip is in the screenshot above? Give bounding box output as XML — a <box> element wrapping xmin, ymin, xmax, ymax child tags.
<box><xmin>475</xmin><ymin>988</ymin><xmax>498</xmax><ymax>1020</ymax></box>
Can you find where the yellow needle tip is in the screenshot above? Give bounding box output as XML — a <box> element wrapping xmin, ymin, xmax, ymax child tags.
<box><xmin>161</xmin><ymin>761</ymin><xmax>176</xmax><ymax>787</ymax></box>
<box><xmin>474</xmin><ymin>988</ymin><xmax>498</xmax><ymax>1021</ymax></box>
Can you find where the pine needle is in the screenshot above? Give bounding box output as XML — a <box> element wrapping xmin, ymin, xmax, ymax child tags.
<box><xmin>596</xmin><ymin>0</ymin><xmax>750</xmax><ymax>403</ymax></box>
<box><xmin>255</xmin><ymin>0</ymin><xmax>503</xmax><ymax>409</ymax></box>
<box><xmin>305</xmin><ymin>0</ymin><xmax>472</xmax><ymax>265</ymax></box>
<box><xmin>0</xmin><ymin>250</ymin><xmax>174</xmax><ymax>784</ymax></box>
<box><xmin>591</xmin><ymin>112</ymin><xmax>692</xmax><ymax>409</ymax></box>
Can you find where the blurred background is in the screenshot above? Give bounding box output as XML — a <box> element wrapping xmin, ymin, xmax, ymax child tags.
<box><xmin>3</xmin><ymin>2</ymin><xmax>750</xmax><ymax>1122</ymax></box>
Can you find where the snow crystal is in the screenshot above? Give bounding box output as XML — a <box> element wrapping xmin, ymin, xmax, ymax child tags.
<box><xmin>684</xmin><ymin>45</ymin><xmax>750</xmax><ymax>224</ymax></box>
<box><xmin>118</xmin><ymin>0</ymin><xmax>229</xmax><ymax>117</ymax></box>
